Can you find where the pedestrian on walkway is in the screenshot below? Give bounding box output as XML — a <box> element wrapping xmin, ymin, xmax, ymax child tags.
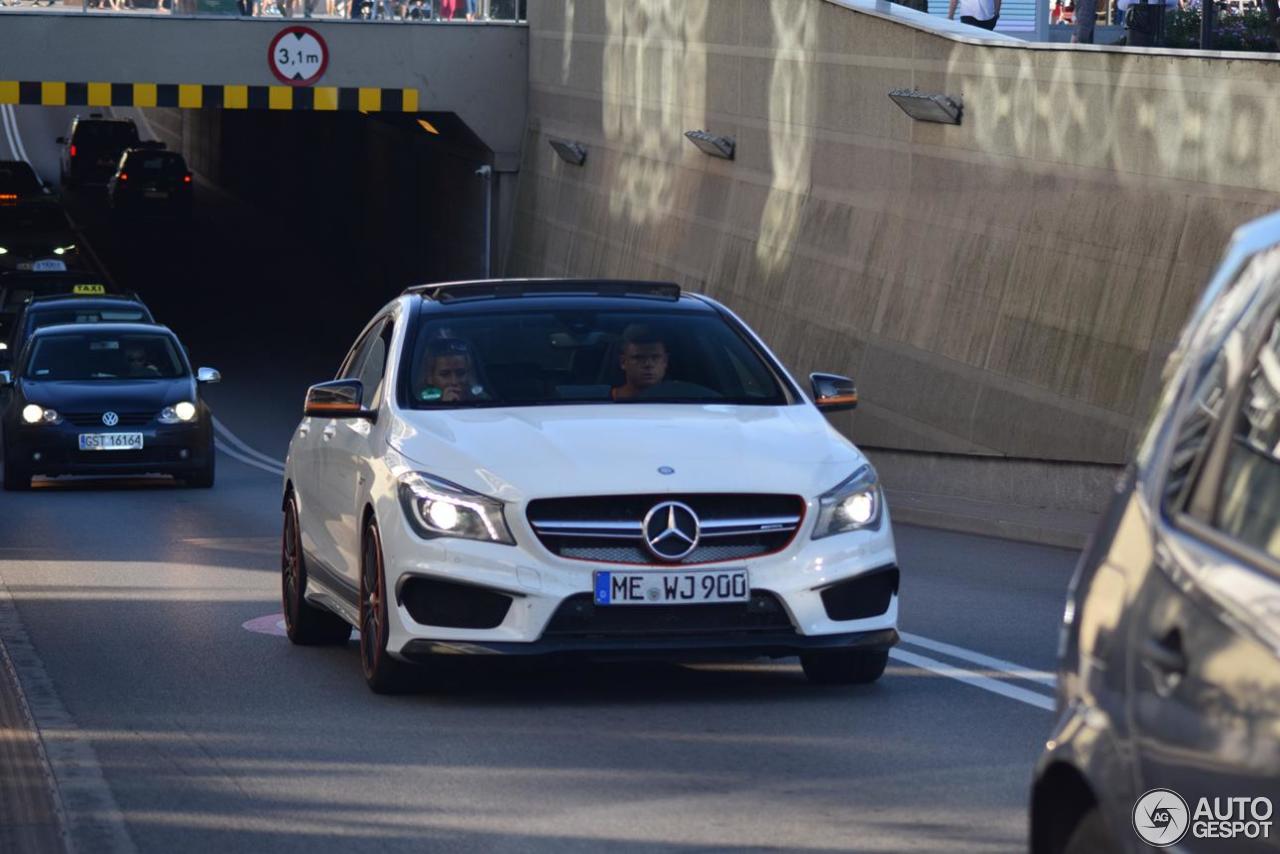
<box><xmin>947</xmin><ymin>0</ymin><xmax>1000</xmax><ymax>29</ymax></box>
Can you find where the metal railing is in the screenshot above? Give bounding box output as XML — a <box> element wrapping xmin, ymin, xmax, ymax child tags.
<box><xmin>0</xmin><ymin>0</ymin><xmax>525</xmax><ymax>20</ymax></box>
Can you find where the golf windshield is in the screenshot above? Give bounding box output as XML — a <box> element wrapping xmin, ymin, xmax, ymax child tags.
<box><xmin>25</xmin><ymin>332</ymin><xmax>186</xmax><ymax>381</ymax></box>
<box><xmin>405</xmin><ymin>310</ymin><xmax>790</xmax><ymax>408</ymax></box>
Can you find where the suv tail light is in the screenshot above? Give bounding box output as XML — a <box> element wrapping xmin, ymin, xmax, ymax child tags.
<box><xmin>69</xmin><ymin>144</ymin><xmax>77</xmax><ymax>158</ymax></box>
<box><xmin>183</xmin><ymin>173</ymin><xmax>192</xmax><ymax>184</ymax></box>
<box><xmin>118</xmin><ymin>172</ymin><xmax>128</xmax><ymax>181</ymax></box>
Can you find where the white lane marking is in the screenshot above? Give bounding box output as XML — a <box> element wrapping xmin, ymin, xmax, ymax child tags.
<box><xmin>1</xmin><ymin>104</ymin><xmax>23</xmax><ymax>161</ymax></box>
<box><xmin>898</xmin><ymin>631</ymin><xmax>1056</xmax><ymax>686</ymax></box>
<box><xmin>1</xmin><ymin>104</ymin><xmax>20</xmax><ymax>160</ymax></box>
<box><xmin>4</xmin><ymin>104</ymin><xmax>32</xmax><ymax>163</ymax></box>
<box><xmin>214</xmin><ymin>438</ymin><xmax>284</xmax><ymax>477</ymax></box>
<box><xmin>889</xmin><ymin>648</ymin><xmax>1055</xmax><ymax>711</ymax></box>
<box><xmin>0</xmin><ymin>568</ymin><xmax>139</xmax><ymax>853</ymax></box>
<box><xmin>211</xmin><ymin>416</ymin><xmax>287</xmax><ymax>469</ymax></box>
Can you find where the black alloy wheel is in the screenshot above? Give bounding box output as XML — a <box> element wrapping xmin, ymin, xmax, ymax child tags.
<box><xmin>800</xmin><ymin>649</ymin><xmax>889</xmax><ymax>685</ymax></box>
<box><xmin>359</xmin><ymin>519</ymin><xmax>415</xmax><ymax>694</ymax></box>
<box><xmin>188</xmin><ymin>447</ymin><xmax>215</xmax><ymax>489</ymax></box>
<box><xmin>2</xmin><ymin>449</ymin><xmax>30</xmax><ymax>491</ymax></box>
<box><xmin>282</xmin><ymin>495</ymin><xmax>351</xmax><ymax>645</ymax></box>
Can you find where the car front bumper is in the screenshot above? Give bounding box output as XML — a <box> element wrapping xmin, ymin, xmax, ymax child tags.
<box><xmin>5</xmin><ymin>420</ymin><xmax>212</xmax><ymax>477</ymax></box>
<box><xmin>378</xmin><ymin>499</ymin><xmax>900</xmax><ymax>661</ymax></box>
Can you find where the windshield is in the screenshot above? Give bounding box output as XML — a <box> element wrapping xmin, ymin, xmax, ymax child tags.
<box><xmin>25</xmin><ymin>332</ymin><xmax>185</xmax><ymax>381</ymax></box>
<box><xmin>128</xmin><ymin>153</ymin><xmax>187</xmax><ymax>178</ymax></box>
<box><xmin>73</xmin><ymin>122</ymin><xmax>138</xmax><ymax>149</ymax></box>
<box><xmin>30</xmin><ymin>306</ymin><xmax>151</xmax><ymax>332</ymax></box>
<box><xmin>0</xmin><ymin>163</ymin><xmax>42</xmax><ymax>195</ymax></box>
<box><xmin>403</xmin><ymin>309</ymin><xmax>790</xmax><ymax>408</ymax></box>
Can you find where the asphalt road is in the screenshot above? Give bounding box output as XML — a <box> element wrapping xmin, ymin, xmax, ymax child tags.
<box><xmin>0</xmin><ymin>104</ymin><xmax>1079</xmax><ymax>853</ymax></box>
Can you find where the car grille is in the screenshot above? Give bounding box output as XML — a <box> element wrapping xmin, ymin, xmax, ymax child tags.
<box><xmin>62</xmin><ymin>411</ymin><xmax>153</xmax><ymax>427</ymax></box>
<box><xmin>543</xmin><ymin>591</ymin><xmax>795</xmax><ymax>638</ymax></box>
<box><xmin>526</xmin><ymin>493</ymin><xmax>804</xmax><ymax>566</ymax></box>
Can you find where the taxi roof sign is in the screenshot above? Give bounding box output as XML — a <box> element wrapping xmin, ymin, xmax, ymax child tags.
<box><xmin>72</xmin><ymin>283</ymin><xmax>106</xmax><ymax>295</ymax></box>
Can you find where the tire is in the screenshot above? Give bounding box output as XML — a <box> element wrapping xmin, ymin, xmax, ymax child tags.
<box><xmin>282</xmin><ymin>495</ymin><xmax>352</xmax><ymax>646</ymax></box>
<box><xmin>801</xmin><ymin>648</ymin><xmax>889</xmax><ymax>685</ymax></box>
<box><xmin>1063</xmin><ymin>807</ymin><xmax>1117</xmax><ymax>854</ymax></box>
<box><xmin>2</xmin><ymin>458</ymin><xmax>30</xmax><ymax>491</ymax></box>
<box><xmin>187</xmin><ymin>450</ymin><xmax>215</xmax><ymax>488</ymax></box>
<box><xmin>359</xmin><ymin>519</ymin><xmax>416</xmax><ymax>694</ymax></box>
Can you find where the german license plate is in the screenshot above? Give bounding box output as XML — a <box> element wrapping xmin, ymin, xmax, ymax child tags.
<box><xmin>593</xmin><ymin>568</ymin><xmax>749</xmax><ymax>606</ymax></box>
<box><xmin>78</xmin><ymin>433</ymin><xmax>143</xmax><ymax>451</ymax></box>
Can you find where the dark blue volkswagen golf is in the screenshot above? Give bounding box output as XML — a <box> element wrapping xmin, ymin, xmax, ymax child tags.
<box><xmin>0</xmin><ymin>323</ymin><xmax>219</xmax><ymax>490</ymax></box>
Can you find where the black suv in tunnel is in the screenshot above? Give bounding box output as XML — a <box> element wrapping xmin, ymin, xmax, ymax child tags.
<box><xmin>57</xmin><ymin>116</ymin><xmax>141</xmax><ymax>189</ymax></box>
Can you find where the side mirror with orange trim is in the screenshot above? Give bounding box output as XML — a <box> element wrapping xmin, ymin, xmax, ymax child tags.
<box><xmin>304</xmin><ymin>379</ymin><xmax>377</xmax><ymax>421</ymax></box>
<box><xmin>810</xmin><ymin>372</ymin><xmax>858</xmax><ymax>414</ymax></box>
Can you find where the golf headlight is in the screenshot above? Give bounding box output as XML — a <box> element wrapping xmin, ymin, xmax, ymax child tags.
<box><xmin>397</xmin><ymin>471</ymin><xmax>515</xmax><ymax>545</ymax></box>
<box><xmin>812</xmin><ymin>464</ymin><xmax>882</xmax><ymax>539</ymax></box>
<box><xmin>21</xmin><ymin>404</ymin><xmax>59</xmax><ymax>425</ymax></box>
<box><xmin>159</xmin><ymin>401</ymin><xmax>197</xmax><ymax>423</ymax></box>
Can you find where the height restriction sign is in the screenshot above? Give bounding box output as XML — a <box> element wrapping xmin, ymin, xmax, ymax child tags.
<box><xmin>268</xmin><ymin>26</ymin><xmax>329</xmax><ymax>87</ymax></box>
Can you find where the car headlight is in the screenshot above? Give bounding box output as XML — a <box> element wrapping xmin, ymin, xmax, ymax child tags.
<box><xmin>21</xmin><ymin>404</ymin><xmax>59</xmax><ymax>425</ymax></box>
<box><xmin>53</xmin><ymin>245</ymin><xmax>75</xmax><ymax>256</ymax></box>
<box><xmin>812</xmin><ymin>463</ymin><xmax>882</xmax><ymax>539</ymax></box>
<box><xmin>397</xmin><ymin>471</ymin><xmax>515</xmax><ymax>545</ymax></box>
<box><xmin>159</xmin><ymin>401</ymin><xmax>198</xmax><ymax>424</ymax></box>
<box><xmin>0</xmin><ymin>247</ymin><xmax>7</xmax><ymax>255</ymax></box>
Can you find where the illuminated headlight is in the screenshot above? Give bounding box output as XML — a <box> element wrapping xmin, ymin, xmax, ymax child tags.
<box><xmin>158</xmin><ymin>401</ymin><xmax>198</xmax><ymax>424</ymax></box>
<box><xmin>397</xmin><ymin>471</ymin><xmax>514</xmax><ymax>545</ymax></box>
<box><xmin>0</xmin><ymin>342</ymin><xmax>7</xmax><ymax>350</ymax></box>
<box><xmin>0</xmin><ymin>247</ymin><xmax>7</xmax><ymax>255</ymax></box>
<box><xmin>21</xmin><ymin>404</ymin><xmax>59</xmax><ymax>425</ymax></box>
<box><xmin>812</xmin><ymin>463</ymin><xmax>882</xmax><ymax>539</ymax></box>
<box><xmin>53</xmin><ymin>245</ymin><xmax>75</xmax><ymax>256</ymax></box>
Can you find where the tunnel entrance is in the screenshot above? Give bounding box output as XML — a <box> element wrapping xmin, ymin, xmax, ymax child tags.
<box><xmin>2</xmin><ymin>102</ymin><xmax>500</xmax><ymax>450</ymax></box>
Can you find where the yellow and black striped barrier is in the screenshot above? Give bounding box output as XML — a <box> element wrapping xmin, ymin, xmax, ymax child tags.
<box><xmin>0</xmin><ymin>81</ymin><xmax>419</xmax><ymax>112</ymax></box>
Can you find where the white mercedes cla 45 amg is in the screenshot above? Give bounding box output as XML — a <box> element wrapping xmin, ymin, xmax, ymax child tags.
<box><xmin>282</xmin><ymin>280</ymin><xmax>899</xmax><ymax>693</ymax></box>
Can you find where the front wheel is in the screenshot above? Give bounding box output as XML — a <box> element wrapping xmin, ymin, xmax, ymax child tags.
<box><xmin>800</xmin><ymin>648</ymin><xmax>889</xmax><ymax>685</ymax></box>
<box><xmin>359</xmin><ymin>519</ymin><xmax>416</xmax><ymax>694</ymax></box>
<box><xmin>187</xmin><ymin>451</ymin><xmax>215</xmax><ymax>488</ymax></box>
<box><xmin>3</xmin><ymin>458</ymin><xmax>30</xmax><ymax>491</ymax></box>
<box><xmin>282</xmin><ymin>495</ymin><xmax>352</xmax><ymax>645</ymax></box>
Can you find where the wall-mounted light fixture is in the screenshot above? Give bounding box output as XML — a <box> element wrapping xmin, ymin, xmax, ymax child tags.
<box><xmin>888</xmin><ymin>89</ymin><xmax>963</xmax><ymax>125</ymax></box>
<box><xmin>548</xmin><ymin>138</ymin><xmax>588</xmax><ymax>166</ymax></box>
<box><xmin>684</xmin><ymin>130</ymin><xmax>735</xmax><ymax>160</ymax></box>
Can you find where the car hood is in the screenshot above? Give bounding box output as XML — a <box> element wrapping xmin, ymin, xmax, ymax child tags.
<box><xmin>388</xmin><ymin>404</ymin><xmax>864</xmax><ymax>502</ymax></box>
<box><xmin>19</xmin><ymin>377</ymin><xmax>194</xmax><ymax>412</ymax></box>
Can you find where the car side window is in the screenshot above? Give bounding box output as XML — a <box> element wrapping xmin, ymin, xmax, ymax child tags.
<box><xmin>1201</xmin><ymin>316</ymin><xmax>1280</xmax><ymax>564</ymax></box>
<box><xmin>337</xmin><ymin>325</ymin><xmax>378</xmax><ymax>381</ymax></box>
<box><xmin>358</xmin><ymin>320</ymin><xmax>394</xmax><ymax>409</ymax></box>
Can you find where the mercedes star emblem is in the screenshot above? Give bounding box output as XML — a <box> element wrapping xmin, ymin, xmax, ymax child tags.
<box><xmin>102</xmin><ymin>411</ymin><xmax>119</xmax><ymax>427</ymax></box>
<box><xmin>642</xmin><ymin>501</ymin><xmax>700</xmax><ymax>561</ymax></box>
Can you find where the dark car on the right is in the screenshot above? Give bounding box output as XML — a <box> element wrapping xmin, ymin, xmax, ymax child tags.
<box><xmin>107</xmin><ymin>148</ymin><xmax>193</xmax><ymax>217</ymax></box>
<box><xmin>57</xmin><ymin>115</ymin><xmax>141</xmax><ymax>189</ymax></box>
<box><xmin>1031</xmin><ymin>211</ymin><xmax>1280</xmax><ymax>853</ymax></box>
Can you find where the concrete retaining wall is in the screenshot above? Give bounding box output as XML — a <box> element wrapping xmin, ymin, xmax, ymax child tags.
<box><xmin>509</xmin><ymin>0</ymin><xmax>1280</xmax><ymax>476</ymax></box>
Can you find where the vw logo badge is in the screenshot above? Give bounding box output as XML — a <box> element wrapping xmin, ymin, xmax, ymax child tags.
<box><xmin>102</xmin><ymin>411</ymin><xmax>119</xmax><ymax>427</ymax></box>
<box><xmin>642</xmin><ymin>501</ymin><xmax>700</xmax><ymax>562</ymax></box>
<box><xmin>658</xmin><ymin>466</ymin><xmax>675</xmax><ymax>475</ymax></box>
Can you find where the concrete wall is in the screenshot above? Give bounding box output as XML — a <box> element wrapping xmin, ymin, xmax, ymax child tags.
<box><xmin>508</xmin><ymin>0</ymin><xmax>1280</xmax><ymax>469</ymax></box>
<box><xmin>0</xmin><ymin>14</ymin><xmax>528</xmax><ymax>164</ymax></box>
